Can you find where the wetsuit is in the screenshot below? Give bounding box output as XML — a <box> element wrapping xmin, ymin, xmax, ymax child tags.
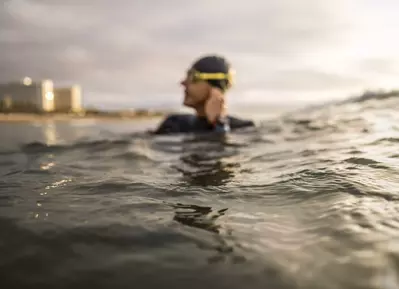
<box><xmin>153</xmin><ymin>114</ymin><xmax>254</xmax><ymax>134</ymax></box>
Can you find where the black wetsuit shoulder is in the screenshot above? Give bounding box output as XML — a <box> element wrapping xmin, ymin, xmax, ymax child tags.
<box><xmin>154</xmin><ymin>114</ymin><xmax>197</xmax><ymax>134</ymax></box>
<box><xmin>153</xmin><ymin>113</ymin><xmax>254</xmax><ymax>134</ymax></box>
<box><xmin>228</xmin><ymin>115</ymin><xmax>255</xmax><ymax>130</ymax></box>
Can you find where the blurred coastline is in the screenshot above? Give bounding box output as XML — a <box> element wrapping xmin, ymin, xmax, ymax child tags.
<box><xmin>0</xmin><ymin>109</ymin><xmax>168</xmax><ymax>123</ymax></box>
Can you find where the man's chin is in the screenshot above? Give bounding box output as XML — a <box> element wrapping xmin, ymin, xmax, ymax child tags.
<box><xmin>183</xmin><ymin>100</ymin><xmax>194</xmax><ymax>108</ymax></box>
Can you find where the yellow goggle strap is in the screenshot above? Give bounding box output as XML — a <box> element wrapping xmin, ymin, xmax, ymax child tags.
<box><xmin>191</xmin><ymin>70</ymin><xmax>236</xmax><ymax>89</ymax></box>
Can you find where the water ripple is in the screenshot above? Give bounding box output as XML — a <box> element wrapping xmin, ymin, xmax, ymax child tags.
<box><xmin>2</xmin><ymin>98</ymin><xmax>399</xmax><ymax>288</ymax></box>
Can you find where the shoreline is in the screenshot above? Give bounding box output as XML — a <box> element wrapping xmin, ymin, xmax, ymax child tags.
<box><xmin>0</xmin><ymin>112</ymin><xmax>167</xmax><ymax>123</ymax></box>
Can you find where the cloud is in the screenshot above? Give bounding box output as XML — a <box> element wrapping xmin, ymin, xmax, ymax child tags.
<box><xmin>4</xmin><ymin>0</ymin><xmax>103</xmax><ymax>30</ymax></box>
<box><xmin>358</xmin><ymin>58</ymin><xmax>399</xmax><ymax>75</ymax></box>
<box><xmin>0</xmin><ymin>0</ymin><xmax>398</xmax><ymax>108</ymax></box>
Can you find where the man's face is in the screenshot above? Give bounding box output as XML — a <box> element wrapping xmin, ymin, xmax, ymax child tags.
<box><xmin>180</xmin><ymin>70</ymin><xmax>210</xmax><ymax>109</ymax></box>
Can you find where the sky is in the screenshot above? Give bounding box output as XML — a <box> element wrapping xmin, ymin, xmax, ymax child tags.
<box><xmin>0</xmin><ymin>0</ymin><xmax>398</xmax><ymax>110</ymax></box>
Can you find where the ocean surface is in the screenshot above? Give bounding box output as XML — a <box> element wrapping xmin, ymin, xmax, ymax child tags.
<box><xmin>2</xmin><ymin>98</ymin><xmax>399</xmax><ymax>289</ymax></box>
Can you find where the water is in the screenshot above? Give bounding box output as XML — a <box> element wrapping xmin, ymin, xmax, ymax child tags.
<box><xmin>1</xmin><ymin>98</ymin><xmax>399</xmax><ymax>289</ymax></box>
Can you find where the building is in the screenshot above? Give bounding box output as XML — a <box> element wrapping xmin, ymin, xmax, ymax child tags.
<box><xmin>53</xmin><ymin>85</ymin><xmax>82</xmax><ymax>113</ymax></box>
<box><xmin>0</xmin><ymin>77</ymin><xmax>83</xmax><ymax>113</ymax></box>
<box><xmin>0</xmin><ymin>77</ymin><xmax>54</xmax><ymax>112</ymax></box>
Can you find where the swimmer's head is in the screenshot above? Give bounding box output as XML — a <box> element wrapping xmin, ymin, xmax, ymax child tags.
<box><xmin>180</xmin><ymin>55</ymin><xmax>234</xmax><ymax>109</ymax></box>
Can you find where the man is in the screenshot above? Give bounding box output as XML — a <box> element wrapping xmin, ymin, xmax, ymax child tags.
<box><xmin>153</xmin><ymin>55</ymin><xmax>255</xmax><ymax>134</ymax></box>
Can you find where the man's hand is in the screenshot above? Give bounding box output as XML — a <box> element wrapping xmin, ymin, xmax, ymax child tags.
<box><xmin>205</xmin><ymin>87</ymin><xmax>226</xmax><ymax>124</ymax></box>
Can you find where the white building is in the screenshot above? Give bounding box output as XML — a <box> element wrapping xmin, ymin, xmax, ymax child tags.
<box><xmin>0</xmin><ymin>77</ymin><xmax>54</xmax><ymax>112</ymax></box>
<box><xmin>53</xmin><ymin>85</ymin><xmax>82</xmax><ymax>113</ymax></box>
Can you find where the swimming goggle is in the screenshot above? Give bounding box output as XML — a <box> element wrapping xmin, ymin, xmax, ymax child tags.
<box><xmin>186</xmin><ymin>69</ymin><xmax>235</xmax><ymax>89</ymax></box>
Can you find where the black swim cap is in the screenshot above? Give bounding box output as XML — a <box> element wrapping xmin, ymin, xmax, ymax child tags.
<box><xmin>190</xmin><ymin>55</ymin><xmax>233</xmax><ymax>91</ymax></box>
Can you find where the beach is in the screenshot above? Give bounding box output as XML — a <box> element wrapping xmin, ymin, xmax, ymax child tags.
<box><xmin>0</xmin><ymin>112</ymin><xmax>166</xmax><ymax>123</ymax></box>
